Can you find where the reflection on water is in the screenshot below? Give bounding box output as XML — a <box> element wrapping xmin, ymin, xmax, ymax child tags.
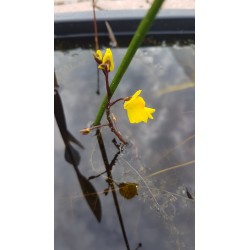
<box><xmin>54</xmin><ymin>45</ymin><xmax>195</xmax><ymax>250</ymax></box>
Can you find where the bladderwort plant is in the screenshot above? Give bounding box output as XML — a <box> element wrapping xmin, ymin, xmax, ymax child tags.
<box><xmin>80</xmin><ymin>48</ymin><xmax>156</xmax><ymax>144</ymax></box>
<box><xmin>80</xmin><ymin>0</ymin><xmax>165</xmax><ymax>144</ymax></box>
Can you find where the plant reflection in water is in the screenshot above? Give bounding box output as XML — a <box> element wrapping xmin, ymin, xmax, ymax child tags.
<box><xmin>55</xmin><ymin>71</ymin><xmax>102</xmax><ymax>222</ymax></box>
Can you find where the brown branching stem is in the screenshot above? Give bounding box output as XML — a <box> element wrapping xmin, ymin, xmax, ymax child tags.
<box><xmin>110</xmin><ymin>98</ymin><xmax>124</xmax><ymax>107</ymax></box>
<box><xmin>106</xmin><ymin>103</ymin><xmax>127</xmax><ymax>145</ymax></box>
<box><xmin>103</xmin><ymin>68</ymin><xmax>127</xmax><ymax>145</ymax></box>
<box><xmin>87</xmin><ymin>61</ymin><xmax>127</xmax><ymax>144</ymax></box>
<box><xmin>96</xmin><ymin>130</ymin><xmax>130</xmax><ymax>250</ymax></box>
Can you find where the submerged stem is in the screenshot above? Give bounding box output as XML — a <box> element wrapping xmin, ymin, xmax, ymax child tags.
<box><xmin>96</xmin><ymin>130</ymin><xmax>130</xmax><ymax>250</ymax></box>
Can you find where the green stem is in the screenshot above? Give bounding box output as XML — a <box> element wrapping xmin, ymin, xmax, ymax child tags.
<box><xmin>93</xmin><ymin>0</ymin><xmax>164</xmax><ymax>126</ymax></box>
<box><xmin>104</xmin><ymin>70</ymin><xmax>111</xmax><ymax>103</ymax></box>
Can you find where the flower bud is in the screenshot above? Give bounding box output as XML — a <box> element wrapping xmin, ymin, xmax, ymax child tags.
<box><xmin>93</xmin><ymin>50</ymin><xmax>103</xmax><ymax>64</ymax></box>
<box><xmin>80</xmin><ymin>128</ymin><xmax>91</xmax><ymax>135</ymax></box>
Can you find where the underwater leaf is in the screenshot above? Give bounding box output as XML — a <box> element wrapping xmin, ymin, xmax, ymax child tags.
<box><xmin>75</xmin><ymin>168</ymin><xmax>102</xmax><ymax>222</ymax></box>
<box><xmin>65</xmin><ymin>144</ymin><xmax>81</xmax><ymax>167</ymax></box>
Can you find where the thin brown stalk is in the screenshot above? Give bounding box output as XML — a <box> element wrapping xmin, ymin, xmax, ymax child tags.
<box><xmin>92</xmin><ymin>0</ymin><xmax>99</xmax><ymax>51</ymax></box>
<box><xmin>96</xmin><ymin>130</ymin><xmax>130</xmax><ymax>250</ymax></box>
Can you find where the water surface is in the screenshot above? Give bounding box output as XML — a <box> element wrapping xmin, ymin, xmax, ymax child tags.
<box><xmin>54</xmin><ymin>45</ymin><xmax>195</xmax><ymax>250</ymax></box>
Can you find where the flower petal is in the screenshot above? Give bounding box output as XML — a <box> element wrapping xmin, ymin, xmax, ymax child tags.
<box><xmin>123</xmin><ymin>89</ymin><xmax>156</xmax><ymax>124</ymax></box>
<box><xmin>124</xmin><ymin>95</ymin><xmax>145</xmax><ymax>110</ymax></box>
<box><xmin>127</xmin><ymin>107</ymin><xmax>149</xmax><ymax>123</ymax></box>
<box><xmin>103</xmin><ymin>48</ymin><xmax>114</xmax><ymax>71</ymax></box>
<box><xmin>95</xmin><ymin>50</ymin><xmax>103</xmax><ymax>61</ymax></box>
<box><xmin>131</xmin><ymin>89</ymin><xmax>142</xmax><ymax>99</ymax></box>
<box><xmin>145</xmin><ymin>107</ymin><xmax>156</xmax><ymax>119</ymax></box>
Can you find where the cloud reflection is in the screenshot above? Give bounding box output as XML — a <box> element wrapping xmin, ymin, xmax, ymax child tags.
<box><xmin>54</xmin><ymin>45</ymin><xmax>195</xmax><ymax>250</ymax></box>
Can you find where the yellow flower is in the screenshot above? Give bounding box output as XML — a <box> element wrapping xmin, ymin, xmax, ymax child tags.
<box><xmin>124</xmin><ymin>90</ymin><xmax>156</xmax><ymax>124</ymax></box>
<box><xmin>93</xmin><ymin>50</ymin><xmax>103</xmax><ymax>63</ymax></box>
<box><xmin>98</xmin><ymin>48</ymin><xmax>114</xmax><ymax>72</ymax></box>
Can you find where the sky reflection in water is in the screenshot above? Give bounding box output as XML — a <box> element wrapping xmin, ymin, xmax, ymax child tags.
<box><xmin>54</xmin><ymin>45</ymin><xmax>195</xmax><ymax>250</ymax></box>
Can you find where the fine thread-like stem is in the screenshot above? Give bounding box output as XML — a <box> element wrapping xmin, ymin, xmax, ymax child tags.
<box><xmin>110</xmin><ymin>98</ymin><xmax>124</xmax><ymax>107</ymax></box>
<box><xmin>93</xmin><ymin>0</ymin><xmax>165</xmax><ymax>126</ymax></box>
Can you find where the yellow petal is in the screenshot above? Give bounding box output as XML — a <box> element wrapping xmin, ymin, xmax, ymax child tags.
<box><xmin>127</xmin><ymin>108</ymin><xmax>144</xmax><ymax>123</ymax></box>
<box><xmin>145</xmin><ymin>107</ymin><xmax>156</xmax><ymax>119</ymax></box>
<box><xmin>127</xmin><ymin>106</ymin><xmax>153</xmax><ymax>123</ymax></box>
<box><xmin>123</xmin><ymin>90</ymin><xmax>143</xmax><ymax>108</ymax></box>
<box><xmin>123</xmin><ymin>89</ymin><xmax>156</xmax><ymax>124</ymax></box>
<box><xmin>96</xmin><ymin>50</ymin><xmax>103</xmax><ymax>60</ymax></box>
<box><xmin>98</xmin><ymin>64</ymin><xmax>105</xmax><ymax>70</ymax></box>
<box><xmin>124</xmin><ymin>95</ymin><xmax>145</xmax><ymax>110</ymax></box>
<box><xmin>131</xmin><ymin>89</ymin><xmax>142</xmax><ymax>99</ymax></box>
<box><xmin>103</xmin><ymin>48</ymin><xmax>114</xmax><ymax>71</ymax></box>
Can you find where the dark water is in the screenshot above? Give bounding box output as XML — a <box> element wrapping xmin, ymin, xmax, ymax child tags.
<box><xmin>54</xmin><ymin>44</ymin><xmax>195</xmax><ymax>250</ymax></box>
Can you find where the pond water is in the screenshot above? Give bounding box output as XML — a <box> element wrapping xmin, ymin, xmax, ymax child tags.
<box><xmin>54</xmin><ymin>44</ymin><xmax>195</xmax><ymax>250</ymax></box>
